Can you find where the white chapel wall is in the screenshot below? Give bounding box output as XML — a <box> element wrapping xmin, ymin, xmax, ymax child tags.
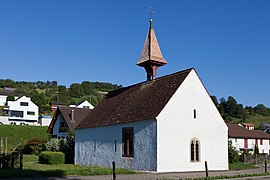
<box><xmin>157</xmin><ymin>69</ymin><xmax>228</xmax><ymax>172</ymax></box>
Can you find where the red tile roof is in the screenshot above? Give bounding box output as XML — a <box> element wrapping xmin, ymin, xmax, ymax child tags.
<box><xmin>227</xmin><ymin>123</ymin><xmax>270</xmax><ymax>139</ymax></box>
<box><xmin>77</xmin><ymin>68</ymin><xmax>193</xmax><ymax>129</ymax></box>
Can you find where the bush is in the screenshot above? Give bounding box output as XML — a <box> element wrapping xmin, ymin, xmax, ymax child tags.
<box><xmin>23</xmin><ymin>138</ymin><xmax>45</xmax><ymax>154</ymax></box>
<box><xmin>45</xmin><ymin>138</ymin><xmax>60</xmax><ymax>151</ymax></box>
<box><xmin>38</xmin><ymin>151</ymin><xmax>65</xmax><ymax>165</ymax></box>
<box><xmin>228</xmin><ymin>140</ymin><xmax>240</xmax><ymax>163</ymax></box>
<box><xmin>0</xmin><ymin>152</ymin><xmax>19</xmax><ymax>169</ymax></box>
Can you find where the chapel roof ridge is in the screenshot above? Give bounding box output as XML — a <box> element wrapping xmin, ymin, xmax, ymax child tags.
<box><xmin>115</xmin><ymin>67</ymin><xmax>195</xmax><ymax>92</ymax></box>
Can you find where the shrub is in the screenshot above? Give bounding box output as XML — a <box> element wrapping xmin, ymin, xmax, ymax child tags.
<box><xmin>228</xmin><ymin>140</ymin><xmax>240</xmax><ymax>163</ymax></box>
<box><xmin>39</xmin><ymin>151</ymin><xmax>65</xmax><ymax>165</ymax></box>
<box><xmin>45</xmin><ymin>138</ymin><xmax>60</xmax><ymax>151</ymax></box>
<box><xmin>0</xmin><ymin>152</ymin><xmax>20</xmax><ymax>169</ymax></box>
<box><xmin>23</xmin><ymin>138</ymin><xmax>45</xmax><ymax>154</ymax></box>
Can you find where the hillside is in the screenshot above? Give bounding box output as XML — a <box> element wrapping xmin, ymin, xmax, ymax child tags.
<box><xmin>0</xmin><ymin>79</ymin><xmax>122</xmax><ymax>115</ymax></box>
<box><xmin>230</xmin><ymin>114</ymin><xmax>270</xmax><ymax>129</ymax></box>
<box><xmin>0</xmin><ymin>125</ymin><xmax>49</xmax><ymax>152</ymax></box>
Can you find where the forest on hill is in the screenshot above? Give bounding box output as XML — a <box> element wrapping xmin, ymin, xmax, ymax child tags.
<box><xmin>0</xmin><ymin>79</ymin><xmax>122</xmax><ymax>115</ymax></box>
<box><xmin>211</xmin><ymin>96</ymin><xmax>270</xmax><ymax>125</ymax></box>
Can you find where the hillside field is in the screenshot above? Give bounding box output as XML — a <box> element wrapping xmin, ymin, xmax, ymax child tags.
<box><xmin>0</xmin><ymin>125</ymin><xmax>49</xmax><ymax>152</ymax></box>
<box><xmin>231</xmin><ymin>114</ymin><xmax>270</xmax><ymax>128</ymax></box>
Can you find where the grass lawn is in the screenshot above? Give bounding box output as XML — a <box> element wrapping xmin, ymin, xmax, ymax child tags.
<box><xmin>0</xmin><ymin>155</ymin><xmax>135</xmax><ymax>178</ymax></box>
<box><xmin>229</xmin><ymin>162</ymin><xmax>259</xmax><ymax>170</ymax></box>
<box><xmin>0</xmin><ymin>125</ymin><xmax>49</xmax><ymax>152</ymax></box>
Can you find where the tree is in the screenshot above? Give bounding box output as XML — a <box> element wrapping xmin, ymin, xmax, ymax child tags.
<box><xmin>228</xmin><ymin>140</ymin><xmax>240</xmax><ymax>163</ymax></box>
<box><xmin>6</xmin><ymin>96</ymin><xmax>15</xmax><ymax>102</ymax></box>
<box><xmin>69</xmin><ymin>83</ymin><xmax>84</xmax><ymax>98</ymax></box>
<box><xmin>254</xmin><ymin>104</ymin><xmax>268</xmax><ymax>116</ymax></box>
<box><xmin>254</xmin><ymin>144</ymin><xmax>259</xmax><ymax>155</ymax></box>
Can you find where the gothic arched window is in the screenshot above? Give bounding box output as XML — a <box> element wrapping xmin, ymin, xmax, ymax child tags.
<box><xmin>190</xmin><ymin>138</ymin><xmax>200</xmax><ymax>162</ymax></box>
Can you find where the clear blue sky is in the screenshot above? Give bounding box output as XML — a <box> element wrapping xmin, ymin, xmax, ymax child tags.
<box><xmin>0</xmin><ymin>0</ymin><xmax>270</xmax><ymax>107</ymax></box>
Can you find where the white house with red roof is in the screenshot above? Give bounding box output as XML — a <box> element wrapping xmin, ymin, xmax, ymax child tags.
<box><xmin>228</xmin><ymin>123</ymin><xmax>270</xmax><ymax>154</ymax></box>
<box><xmin>74</xmin><ymin>19</ymin><xmax>228</xmax><ymax>172</ymax></box>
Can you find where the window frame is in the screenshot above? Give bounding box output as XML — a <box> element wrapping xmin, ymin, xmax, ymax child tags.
<box><xmin>190</xmin><ymin>138</ymin><xmax>200</xmax><ymax>162</ymax></box>
<box><xmin>20</xmin><ymin>102</ymin><xmax>29</xmax><ymax>106</ymax></box>
<box><xmin>27</xmin><ymin>111</ymin><xmax>35</xmax><ymax>116</ymax></box>
<box><xmin>122</xmin><ymin>127</ymin><xmax>134</xmax><ymax>157</ymax></box>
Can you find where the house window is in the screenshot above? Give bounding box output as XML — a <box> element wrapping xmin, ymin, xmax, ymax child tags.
<box><xmin>60</xmin><ymin>122</ymin><xmax>66</xmax><ymax>127</ymax></box>
<box><xmin>20</xmin><ymin>102</ymin><xmax>29</xmax><ymax>106</ymax></box>
<box><xmin>83</xmin><ymin>106</ymin><xmax>90</xmax><ymax>109</ymax></box>
<box><xmin>260</xmin><ymin>139</ymin><xmax>263</xmax><ymax>145</ymax></box>
<box><xmin>190</xmin><ymin>138</ymin><xmax>200</xmax><ymax>162</ymax></box>
<box><xmin>122</xmin><ymin>127</ymin><xmax>134</xmax><ymax>157</ymax></box>
<box><xmin>193</xmin><ymin>109</ymin><xmax>196</xmax><ymax>119</ymax></box>
<box><xmin>10</xmin><ymin>110</ymin><xmax>23</xmax><ymax>118</ymax></box>
<box><xmin>235</xmin><ymin>138</ymin><xmax>237</xmax><ymax>143</ymax></box>
<box><xmin>255</xmin><ymin>139</ymin><xmax>258</xmax><ymax>145</ymax></box>
<box><xmin>59</xmin><ymin>121</ymin><xmax>68</xmax><ymax>132</ymax></box>
<box><xmin>27</xmin><ymin>111</ymin><xmax>35</xmax><ymax>115</ymax></box>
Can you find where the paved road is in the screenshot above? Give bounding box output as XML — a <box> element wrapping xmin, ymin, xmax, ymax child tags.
<box><xmin>3</xmin><ymin>167</ymin><xmax>270</xmax><ymax>180</ymax></box>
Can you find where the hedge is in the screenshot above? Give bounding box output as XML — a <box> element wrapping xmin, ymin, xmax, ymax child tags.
<box><xmin>39</xmin><ymin>151</ymin><xmax>65</xmax><ymax>165</ymax></box>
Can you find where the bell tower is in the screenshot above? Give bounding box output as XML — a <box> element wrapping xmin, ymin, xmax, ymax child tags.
<box><xmin>137</xmin><ymin>16</ymin><xmax>167</xmax><ymax>81</ymax></box>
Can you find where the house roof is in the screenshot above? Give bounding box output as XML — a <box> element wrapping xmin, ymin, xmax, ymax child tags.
<box><xmin>227</xmin><ymin>123</ymin><xmax>270</xmax><ymax>139</ymax></box>
<box><xmin>240</xmin><ymin>123</ymin><xmax>254</xmax><ymax>127</ymax></box>
<box><xmin>50</xmin><ymin>101</ymin><xmax>66</xmax><ymax>106</ymax></box>
<box><xmin>0</xmin><ymin>89</ymin><xmax>21</xmax><ymax>97</ymax></box>
<box><xmin>76</xmin><ymin>68</ymin><xmax>193</xmax><ymax>129</ymax></box>
<box><xmin>47</xmin><ymin>106</ymin><xmax>92</xmax><ymax>133</ymax></box>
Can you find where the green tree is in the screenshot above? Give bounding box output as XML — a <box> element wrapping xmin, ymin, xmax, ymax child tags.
<box><xmin>6</xmin><ymin>95</ymin><xmax>15</xmax><ymax>102</ymax></box>
<box><xmin>254</xmin><ymin>144</ymin><xmax>259</xmax><ymax>155</ymax></box>
<box><xmin>254</xmin><ymin>104</ymin><xmax>268</xmax><ymax>116</ymax></box>
<box><xmin>69</xmin><ymin>83</ymin><xmax>84</xmax><ymax>98</ymax></box>
<box><xmin>228</xmin><ymin>140</ymin><xmax>240</xmax><ymax>163</ymax></box>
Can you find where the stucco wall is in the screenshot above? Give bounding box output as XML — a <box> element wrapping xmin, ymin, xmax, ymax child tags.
<box><xmin>157</xmin><ymin>69</ymin><xmax>228</xmax><ymax>172</ymax></box>
<box><xmin>75</xmin><ymin>119</ymin><xmax>157</xmax><ymax>171</ymax></box>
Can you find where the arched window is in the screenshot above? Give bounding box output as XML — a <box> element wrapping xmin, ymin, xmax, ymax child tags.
<box><xmin>190</xmin><ymin>138</ymin><xmax>200</xmax><ymax>162</ymax></box>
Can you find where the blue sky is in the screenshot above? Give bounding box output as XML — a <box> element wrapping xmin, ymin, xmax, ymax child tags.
<box><xmin>0</xmin><ymin>0</ymin><xmax>270</xmax><ymax>107</ymax></box>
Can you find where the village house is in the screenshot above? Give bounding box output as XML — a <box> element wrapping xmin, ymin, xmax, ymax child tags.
<box><xmin>228</xmin><ymin>123</ymin><xmax>270</xmax><ymax>154</ymax></box>
<box><xmin>2</xmin><ymin>96</ymin><xmax>39</xmax><ymax>125</ymax></box>
<box><xmin>69</xmin><ymin>100</ymin><xmax>94</xmax><ymax>109</ymax></box>
<box><xmin>48</xmin><ymin>106</ymin><xmax>92</xmax><ymax>138</ymax></box>
<box><xmin>74</xmin><ymin>19</ymin><xmax>228</xmax><ymax>172</ymax></box>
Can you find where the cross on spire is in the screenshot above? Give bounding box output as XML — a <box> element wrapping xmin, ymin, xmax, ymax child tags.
<box><xmin>147</xmin><ymin>6</ymin><xmax>154</xmax><ymax>20</ymax></box>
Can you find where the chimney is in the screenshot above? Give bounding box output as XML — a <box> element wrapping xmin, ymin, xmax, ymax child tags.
<box><xmin>71</xmin><ymin>109</ymin><xmax>74</xmax><ymax>122</ymax></box>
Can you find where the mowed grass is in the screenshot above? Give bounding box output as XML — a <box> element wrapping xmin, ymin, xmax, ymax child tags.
<box><xmin>0</xmin><ymin>125</ymin><xmax>49</xmax><ymax>152</ymax></box>
<box><xmin>0</xmin><ymin>155</ymin><xmax>135</xmax><ymax>178</ymax></box>
<box><xmin>229</xmin><ymin>162</ymin><xmax>259</xmax><ymax>170</ymax></box>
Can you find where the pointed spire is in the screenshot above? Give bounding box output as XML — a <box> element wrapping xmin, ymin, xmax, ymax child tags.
<box><xmin>137</xmin><ymin>18</ymin><xmax>167</xmax><ymax>81</ymax></box>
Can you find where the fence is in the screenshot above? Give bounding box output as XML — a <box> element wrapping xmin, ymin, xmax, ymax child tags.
<box><xmin>244</xmin><ymin>154</ymin><xmax>269</xmax><ymax>166</ymax></box>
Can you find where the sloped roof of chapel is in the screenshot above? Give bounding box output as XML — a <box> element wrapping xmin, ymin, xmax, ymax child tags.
<box><xmin>76</xmin><ymin>68</ymin><xmax>193</xmax><ymax>129</ymax></box>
